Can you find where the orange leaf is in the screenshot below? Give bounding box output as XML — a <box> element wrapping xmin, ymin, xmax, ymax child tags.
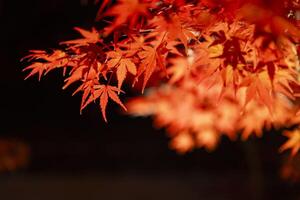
<box><xmin>280</xmin><ymin>129</ymin><xmax>300</xmax><ymax>156</ymax></box>
<box><xmin>107</xmin><ymin>51</ymin><xmax>137</xmax><ymax>90</ymax></box>
<box><xmin>81</xmin><ymin>84</ymin><xmax>127</xmax><ymax>122</ymax></box>
<box><xmin>101</xmin><ymin>0</ymin><xmax>150</xmax><ymax>35</ymax></box>
<box><xmin>61</xmin><ymin>27</ymin><xmax>100</xmax><ymax>47</ymax></box>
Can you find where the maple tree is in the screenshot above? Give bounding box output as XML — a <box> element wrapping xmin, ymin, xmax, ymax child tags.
<box><xmin>22</xmin><ymin>0</ymin><xmax>300</xmax><ymax>157</ymax></box>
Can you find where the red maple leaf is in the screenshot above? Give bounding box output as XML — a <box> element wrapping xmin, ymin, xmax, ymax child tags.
<box><xmin>82</xmin><ymin>85</ymin><xmax>127</xmax><ymax>122</ymax></box>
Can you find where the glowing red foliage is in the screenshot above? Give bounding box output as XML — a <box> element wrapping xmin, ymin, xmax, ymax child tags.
<box><xmin>23</xmin><ymin>0</ymin><xmax>300</xmax><ymax>155</ymax></box>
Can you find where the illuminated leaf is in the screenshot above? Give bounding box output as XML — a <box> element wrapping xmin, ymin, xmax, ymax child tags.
<box><xmin>280</xmin><ymin>129</ymin><xmax>300</xmax><ymax>156</ymax></box>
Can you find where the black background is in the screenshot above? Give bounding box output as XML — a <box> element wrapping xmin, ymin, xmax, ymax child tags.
<box><xmin>0</xmin><ymin>0</ymin><xmax>299</xmax><ymax>199</ymax></box>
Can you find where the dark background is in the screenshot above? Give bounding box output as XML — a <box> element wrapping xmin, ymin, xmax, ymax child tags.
<box><xmin>0</xmin><ymin>0</ymin><xmax>300</xmax><ymax>199</ymax></box>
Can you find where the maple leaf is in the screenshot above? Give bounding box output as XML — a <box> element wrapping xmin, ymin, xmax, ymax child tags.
<box><xmin>22</xmin><ymin>0</ymin><xmax>300</xmax><ymax>156</ymax></box>
<box><xmin>81</xmin><ymin>85</ymin><xmax>127</xmax><ymax>122</ymax></box>
<box><xmin>151</xmin><ymin>14</ymin><xmax>196</xmax><ymax>51</ymax></box>
<box><xmin>106</xmin><ymin>51</ymin><xmax>137</xmax><ymax>90</ymax></box>
<box><xmin>100</xmin><ymin>0</ymin><xmax>150</xmax><ymax>35</ymax></box>
<box><xmin>167</xmin><ymin>57</ymin><xmax>189</xmax><ymax>83</ymax></box>
<box><xmin>137</xmin><ymin>46</ymin><xmax>161</xmax><ymax>92</ymax></box>
<box><xmin>62</xmin><ymin>61</ymin><xmax>103</xmax><ymax>90</ymax></box>
<box><xmin>135</xmin><ymin>38</ymin><xmax>169</xmax><ymax>92</ymax></box>
<box><xmin>195</xmin><ymin>129</ymin><xmax>219</xmax><ymax>151</ymax></box>
<box><xmin>239</xmin><ymin>102</ymin><xmax>270</xmax><ymax>139</ymax></box>
<box><xmin>61</xmin><ymin>27</ymin><xmax>100</xmax><ymax>47</ymax></box>
<box><xmin>244</xmin><ymin>73</ymin><xmax>274</xmax><ymax>112</ymax></box>
<box><xmin>23</xmin><ymin>62</ymin><xmax>47</xmax><ymax>81</ymax></box>
<box><xmin>118</xmin><ymin>36</ymin><xmax>146</xmax><ymax>57</ymax></box>
<box><xmin>209</xmin><ymin>33</ymin><xmax>246</xmax><ymax>69</ymax></box>
<box><xmin>138</xmin><ymin>46</ymin><xmax>165</xmax><ymax>91</ymax></box>
<box><xmin>62</xmin><ymin>44</ymin><xmax>107</xmax><ymax>90</ymax></box>
<box><xmin>169</xmin><ymin>132</ymin><xmax>194</xmax><ymax>154</ymax></box>
<box><xmin>21</xmin><ymin>50</ymin><xmax>48</xmax><ymax>62</ymax></box>
<box><xmin>22</xmin><ymin>50</ymin><xmax>68</xmax><ymax>81</ymax></box>
<box><xmin>280</xmin><ymin>129</ymin><xmax>300</xmax><ymax>156</ymax></box>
